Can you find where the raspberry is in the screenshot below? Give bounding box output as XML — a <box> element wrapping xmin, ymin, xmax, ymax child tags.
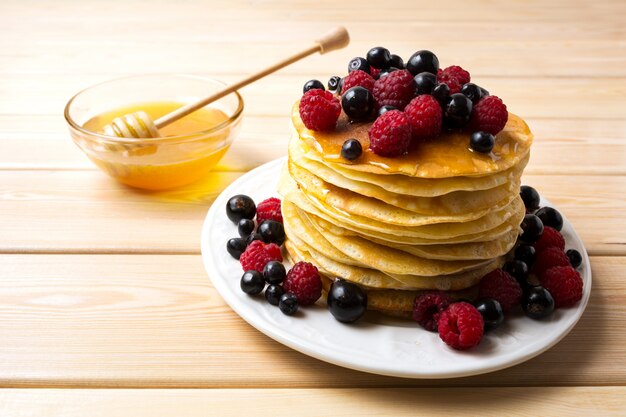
<box><xmin>341</xmin><ymin>70</ymin><xmax>375</xmax><ymax>94</ymax></box>
<box><xmin>478</xmin><ymin>269</ymin><xmax>522</xmax><ymax>312</ymax></box>
<box><xmin>256</xmin><ymin>197</ymin><xmax>282</xmax><ymax>224</ymax></box>
<box><xmin>299</xmin><ymin>89</ymin><xmax>341</xmax><ymax>131</ymax></box>
<box><xmin>533</xmin><ymin>226</ymin><xmax>565</xmax><ymax>253</ymax></box>
<box><xmin>368</xmin><ymin>110</ymin><xmax>412</xmax><ymax>157</ymax></box>
<box><xmin>437</xmin><ymin>302</ymin><xmax>484</xmax><ymax>350</ymax></box>
<box><xmin>437</xmin><ymin>65</ymin><xmax>471</xmax><ymax>94</ymax></box>
<box><xmin>541</xmin><ymin>266</ymin><xmax>583</xmax><ymax>308</ymax></box>
<box><xmin>239</xmin><ymin>240</ymin><xmax>283</xmax><ymax>273</ymax></box>
<box><xmin>283</xmin><ymin>261</ymin><xmax>322</xmax><ymax>306</ymax></box>
<box><xmin>404</xmin><ymin>95</ymin><xmax>443</xmax><ymax>139</ymax></box>
<box><xmin>369</xmin><ymin>67</ymin><xmax>381</xmax><ymax>79</ymax></box>
<box><xmin>533</xmin><ymin>247</ymin><xmax>570</xmax><ymax>278</ymax></box>
<box><xmin>412</xmin><ymin>291</ymin><xmax>452</xmax><ymax>331</ymax></box>
<box><xmin>469</xmin><ymin>96</ymin><xmax>508</xmax><ymax>135</ymax></box>
<box><xmin>372</xmin><ymin>70</ymin><xmax>416</xmax><ymax>109</ymax></box>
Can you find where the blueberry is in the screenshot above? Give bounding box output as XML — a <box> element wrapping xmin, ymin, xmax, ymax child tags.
<box><xmin>327</xmin><ymin>279</ymin><xmax>368</xmax><ymax>323</ymax></box>
<box><xmin>341</xmin><ymin>139</ymin><xmax>363</xmax><ymax>161</ymax></box>
<box><xmin>414</xmin><ymin>72</ymin><xmax>437</xmax><ymax>95</ymax></box>
<box><xmin>265</xmin><ymin>284</ymin><xmax>285</xmax><ymax>306</ymax></box>
<box><xmin>522</xmin><ymin>286</ymin><xmax>555</xmax><ymax>319</ymax></box>
<box><xmin>279</xmin><ymin>292</ymin><xmax>299</xmax><ymax>315</ymax></box>
<box><xmin>520</xmin><ymin>185</ymin><xmax>541</xmax><ymax>212</ymax></box>
<box><xmin>226</xmin><ymin>195</ymin><xmax>256</xmax><ymax>224</ymax></box>
<box><xmin>258</xmin><ymin>220</ymin><xmax>285</xmax><ymax>246</ymax></box>
<box><xmin>469</xmin><ymin>131</ymin><xmax>495</xmax><ymax>153</ymax></box>
<box><xmin>444</xmin><ymin>93</ymin><xmax>473</xmax><ymax>128</ymax></box>
<box><xmin>303</xmin><ymin>79</ymin><xmax>324</xmax><ymax>94</ymax></box>
<box><xmin>246</xmin><ymin>232</ymin><xmax>263</xmax><ymax>246</ymax></box>
<box><xmin>263</xmin><ymin>261</ymin><xmax>286</xmax><ymax>285</ymax></box>
<box><xmin>566</xmin><ymin>249</ymin><xmax>583</xmax><ymax>268</ymax></box>
<box><xmin>240</xmin><ymin>271</ymin><xmax>265</xmax><ymax>295</ymax></box>
<box><xmin>406</xmin><ymin>50</ymin><xmax>439</xmax><ymax>75</ymax></box>
<box><xmin>226</xmin><ymin>237</ymin><xmax>247</xmax><ymax>260</ymax></box>
<box><xmin>366</xmin><ymin>46</ymin><xmax>392</xmax><ymax>69</ymax></box>
<box><xmin>327</xmin><ymin>75</ymin><xmax>341</xmax><ymax>92</ymax></box>
<box><xmin>520</xmin><ymin>214</ymin><xmax>544</xmax><ymax>243</ymax></box>
<box><xmin>237</xmin><ymin>218</ymin><xmax>255</xmax><ymax>238</ymax></box>
<box><xmin>378</xmin><ymin>67</ymin><xmax>399</xmax><ymax>78</ymax></box>
<box><xmin>348</xmin><ymin>57</ymin><xmax>370</xmax><ymax>73</ymax></box>
<box><xmin>378</xmin><ymin>105</ymin><xmax>397</xmax><ymax>117</ymax></box>
<box><xmin>431</xmin><ymin>83</ymin><xmax>450</xmax><ymax>105</ymax></box>
<box><xmin>503</xmin><ymin>260</ymin><xmax>530</xmax><ymax>288</ymax></box>
<box><xmin>535</xmin><ymin>207</ymin><xmax>564</xmax><ymax>231</ymax></box>
<box><xmin>474</xmin><ymin>298</ymin><xmax>504</xmax><ymax>331</ymax></box>
<box><xmin>341</xmin><ymin>86</ymin><xmax>374</xmax><ymax>121</ymax></box>
<box><xmin>515</xmin><ymin>244</ymin><xmax>537</xmax><ymax>268</ymax></box>
<box><xmin>460</xmin><ymin>83</ymin><xmax>483</xmax><ymax>103</ymax></box>
<box><xmin>390</xmin><ymin>54</ymin><xmax>405</xmax><ymax>69</ymax></box>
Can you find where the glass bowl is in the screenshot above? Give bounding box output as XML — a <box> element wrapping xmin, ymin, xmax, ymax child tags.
<box><xmin>65</xmin><ymin>74</ymin><xmax>243</xmax><ymax>190</ymax></box>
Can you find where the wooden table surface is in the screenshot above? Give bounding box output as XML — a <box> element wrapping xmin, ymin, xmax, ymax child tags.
<box><xmin>1</xmin><ymin>0</ymin><xmax>625</xmax><ymax>415</ymax></box>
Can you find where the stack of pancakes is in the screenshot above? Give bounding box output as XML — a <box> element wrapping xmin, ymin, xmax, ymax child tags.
<box><xmin>279</xmin><ymin>103</ymin><xmax>533</xmax><ymax>316</ymax></box>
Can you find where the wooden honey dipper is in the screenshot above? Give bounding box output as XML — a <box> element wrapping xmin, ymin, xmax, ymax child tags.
<box><xmin>101</xmin><ymin>26</ymin><xmax>350</xmax><ymax>139</ymax></box>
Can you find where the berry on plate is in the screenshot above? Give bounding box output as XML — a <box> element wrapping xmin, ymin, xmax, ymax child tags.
<box><xmin>226</xmin><ymin>194</ymin><xmax>256</xmax><ymax>224</ymax></box>
<box><xmin>239</xmin><ymin>240</ymin><xmax>283</xmax><ymax>272</ymax></box>
<box><xmin>437</xmin><ymin>302</ymin><xmax>484</xmax><ymax>350</ymax></box>
<box><xmin>522</xmin><ymin>286</ymin><xmax>555</xmax><ymax>319</ymax></box>
<box><xmin>327</xmin><ymin>279</ymin><xmax>368</xmax><ymax>323</ymax></box>
<box><xmin>437</xmin><ymin>65</ymin><xmax>471</xmax><ymax>94</ymax></box>
<box><xmin>279</xmin><ymin>292</ymin><xmax>299</xmax><ymax>315</ymax></box>
<box><xmin>474</xmin><ymin>298</ymin><xmax>504</xmax><ymax>331</ymax></box>
<box><xmin>240</xmin><ymin>270</ymin><xmax>265</xmax><ymax>295</ymax></box>
<box><xmin>478</xmin><ymin>268</ymin><xmax>522</xmax><ymax>313</ymax></box>
<box><xmin>520</xmin><ymin>185</ymin><xmax>541</xmax><ymax>212</ymax></box>
<box><xmin>566</xmin><ymin>249</ymin><xmax>583</xmax><ymax>268</ymax></box>
<box><xmin>368</xmin><ymin>110</ymin><xmax>412</xmax><ymax>157</ymax></box>
<box><xmin>534</xmin><ymin>226</ymin><xmax>565</xmax><ymax>253</ymax></box>
<box><xmin>283</xmin><ymin>261</ymin><xmax>322</xmax><ymax>306</ymax></box>
<box><xmin>299</xmin><ymin>89</ymin><xmax>341</xmax><ymax>131</ymax></box>
<box><xmin>535</xmin><ymin>206</ymin><xmax>564</xmax><ymax>231</ymax></box>
<box><xmin>540</xmin><ymin>266</ymin><xmax>584</xmax><ymax>308</ymax></box>
<box><xmin>411</xmin><ymin>291</ymin><xmax>451</xmax><ymax>331</ymax></box>
<box><xmin>258</xmin><ymin>220</ymin><xmax>286</xmax><ymax>246</ymax></box>
<box><xmin>256</xmin><ymin>197</ymin><xmax>282</xmax><ymax>224</ymax></box>
<box><xmin>533</xmin><ymin>247</ymin><xmax>571</xmax><ymax>278</ymax></box>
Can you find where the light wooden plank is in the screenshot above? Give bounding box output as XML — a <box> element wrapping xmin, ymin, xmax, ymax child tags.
<box><xmin>0</xmin><ymin>171</ymin><xmax>623</xmax><ymax>254</ymax></box>
<box><xmin>1</xmin><ymin>116</ymin><xmax>625</xmax><ymax>175</ymax></box>
<box><xmin>0</xmin><ymin>254</ymin><xmax>621</xmax><ymax>388</ymax></box>
<box><xmin>1</xmin><ymin>387</ymin><xmax>625</xmax><ymax>416</ymax></box>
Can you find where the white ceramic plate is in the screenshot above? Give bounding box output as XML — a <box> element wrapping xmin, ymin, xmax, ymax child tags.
<box><xmin>201</xmin><ymin>157</ymin><xmax>592</xmax><ymax>379</ymax></box>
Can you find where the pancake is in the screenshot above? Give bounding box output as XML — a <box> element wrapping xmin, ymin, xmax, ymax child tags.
<box><xmin>291</xmin><ymin>130</ymin><xmax>530</xmax><ymax>197</ymax></box>
<box><xmin>291</xmin><ymin>102</ymin><xmax>533</xmax><ymax>178</ymax></box>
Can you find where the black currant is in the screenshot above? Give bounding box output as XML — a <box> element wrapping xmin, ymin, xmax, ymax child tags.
<box><xmin>341</xmin><ymin>86</ymin><xmax>374</xmax><ymax>121</ymax></box>
<box><xmin>520</xmin><ymin>185</ymin><xmax>541</xmax><ymax>212</ymax></box>
<box><xmin>348</xmin><ymin>57</ymin><xmax>370</xmax><ymax>73</ymax></box>
<box><xmin>240</xmin><ymin>270</ymin><xmax>265</xmax><ymax>295</ymax></box>
<box><xmin>258</xmin><ymin>220</ymin><xmax>285</xmax><ymax>246</ymax></box>
<box><xmin>515</xmin><ymin>244</ymin><xmax>537</xmax><ymax>268</ymax></box>
<box><xmin>327</xmin><ymin>279</ymin><xmax>368</xmax><ymax>323</ymax></box>
<box><xmin>470</xmin><ymin>131</ymin><xmax>495</xmax><ymax>153</ymax></box>
<box><xmin>303</xmin><ymin>79</ymin><xmax>324</xmax><ymax>94</ymax></box>
<box><xmin>522</xmin><ymin>286</ymin><xmax>555</xmax><ymax>320</ymax></box>
<box><xmin>226</xmin><ymin>238</ymin><xmax>247</xmax><ymax>260</ymax></box>
<box><xmin>406</xmin><ymin>50</ymin><xmax>439</xmax><ymax>75</ymax></box>
<box><xmin>503</xmin><ymin>260</ymin><xmax>530</xmax><ymax>288</ymax></box>
<box><xmin>279</xmin><ymin>292</ymin><xmax>299</xmax><ymax>315</ymax></box>
<box><xmin>366</xmin><ymin>46</ymin><xmax>392</xmax><ymax>69</ymax></box>
<box><xmin>377</xmin><ymin>105</ymin><xmax>397</xmax><ymax>117</ymax></box>
<box><xmin>535</xmin><ymin>207</ymin><xmax>564</xmax><ymax>231</ymax></box>
<box><xmin>263</xmin><ymin>261</ymin><xmax>286</xmax><ymax>285</ymax></box>
<box><xmin>566</xmin><ymin>249</ymin><xmax>583</xmax><ymax>268</ymax></box>
<box><xmin>341</xmin><ymin>139</ymin><xmax>363</xmax><ymax>161</ymax></box>
<box><xmin>431</xmin><ymin>83</ymin><xmax>450</xmax><ymax>105</ymax></box>
<box><xmin>520</xmin><ymin>214</ymin><xmax>544</xmax><ymax>243</ymax></box>
<box><xmin>237</xmin><ymin>218</ymin><xmax>255</xmax><ymax>238</ymax></box>
<box><xmin>246</xmin><ymin>233</ymin><xmax>263</xmax><ymax>246</ymax></box>
<box><xmin>265</xmin><ymin>284</ymin><xmax>285</xmax><ymax>306</ymax></box>
<box><xmin>474</xmin><ymin>298</ymin><xmax>504</xmax><ymax>331</ymax></box>
<box><xmin>414</xmin><ymin>72</ymin><xmax>437</xmax><ymax>95</ymax></box>
<box><xmin>226</xmin><ymin>195</ymin><xmax>256</xmax><ymax>224</ymax></box>
<box><xmin>444</xmin><ymin>93</ymin><xmax>473</xmax><ymax>128</ymax></box>
<box><xmin>390</xmin><ymin>54</ymin><xmax>405</xmax><ymax>69</ymax></box>
<box><xmin>327</xmin><ymin>75</ymin><xmax>341</xmax><ymax>92</ymax></box>
<box><xmin>460</xmin><ymin>82</ymin><xmax>483</xmax><ymax>103</ymax></box>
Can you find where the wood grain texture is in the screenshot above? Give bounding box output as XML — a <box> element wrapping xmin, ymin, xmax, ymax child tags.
<box><xmin>0</xmin><ymin>0</ymin><xmax>625</xmax><ymax>413</ymax></box>
<box><xmin>0</xmin><ymin>254</ymin><xmax>621</xmax><ymax>388</ymax></box>
<box><xmin>1</xmin><ymin>387</ymin><xmax>625</xmax><ymax>416</ymax></box>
